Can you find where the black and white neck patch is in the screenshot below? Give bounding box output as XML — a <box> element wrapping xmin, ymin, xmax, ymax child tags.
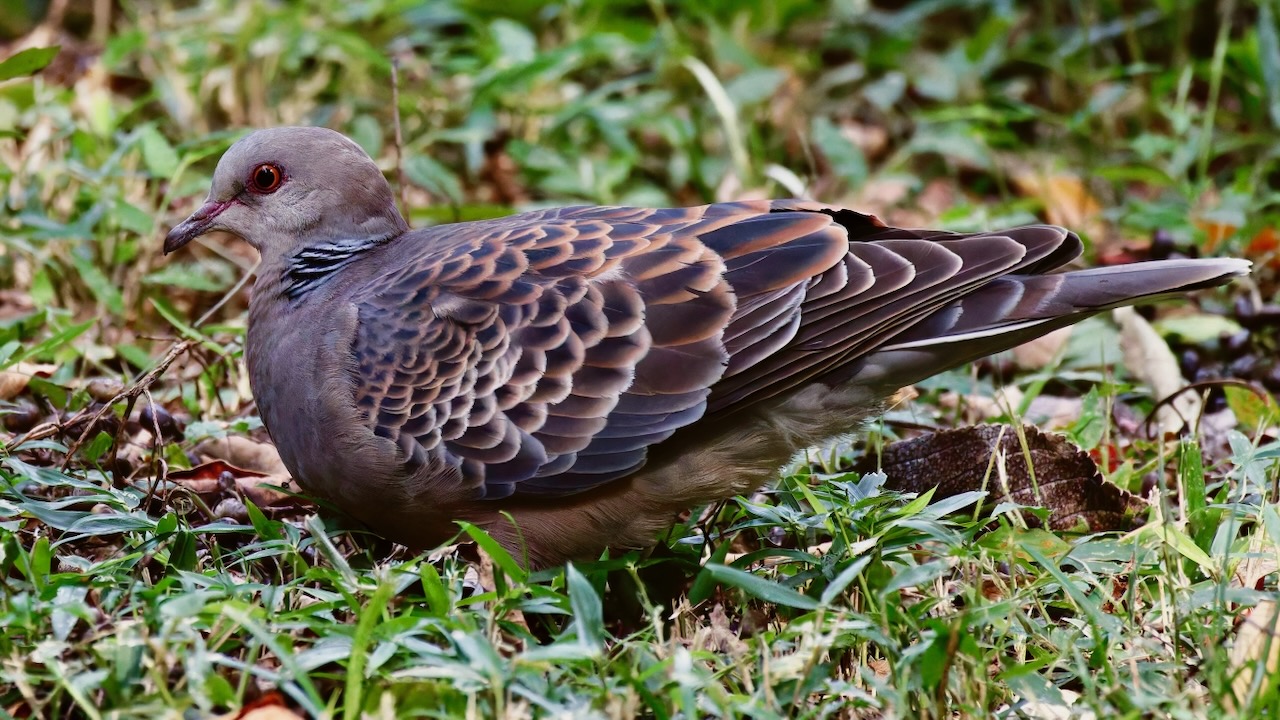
<box><xmin>283</xmin><ymin>236</ymin><xmax>391</xmax><ymax>300</ymax></box>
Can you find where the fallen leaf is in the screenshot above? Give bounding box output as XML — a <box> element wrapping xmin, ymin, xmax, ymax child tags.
<box><xmin>1233</xmin><ymin>535</ymin><xmax>1279</xmax><ymax>592</ymax></box>
<box><xmin>916</xmin><ymin>178</ymin><xmax>959</xmax><ymax>218</ymax></box>
<box><xmin>838</xmin><ymin>120</ymin><xmax>889</xmax><ymax>159</ymax></box>
<box><xmin>85</xmin><ymin>377</ymin><xmax>124</xmax><ymax>402</ymax></box>
<box><xmin>0</xmin><ymin>362</ymin><xmax>57</xmax><ymax>400</ymax></box>
<box><xmin>1005</xmin><ymin>689</ymin><xmax>1096</xmax><ymax>720</ymax></box>
<box><xmin>1196</xmin><ymin>213</ymin><xmax>1279</xmax><ymax>269</ymax></box>
<box><xmin>853</xmin><ymin>176</ymin><xmax>912</xmax><ymax>218</ymax></box>
<box><xmin>0</xmin><ymin>289</ymin><xmax>35</xmax><ymax>321</ymax></box>
<box><xmin>691</xmin><ymin>604</ymin><xmax>748</xmax><ymax>656</ymax></box>
<box><xmin>167</xmin><ymin>461</ymin><xmax>297</xmax><ymax>508</ymax></box>
<box><xmin>1230</xmin><ymin>600</ymin><xmax>1280</xmax><ymax>711</ymax></box>
<box><xmin>1197</xmin><ymin>217</ymin><xmax>1236</xmax><ymax>250</ymax></box>
<box><xmin>168</xmin><ymin>459</ymin><xmax>268</xmax><ymax>481</ymax></box>
<box><xmin>938</xmin><ymin>386</ymin><xmax>1025</xmax><ymax>424</ymax></box>
<box><xmin>867</xmin><ymin>657</ymin><xmax>891</xmax><ymax>678</ymax></box>
<box><xmin>1011</xmin><ymin>170</ymin><xmax>1105</xmax><ymax>242</ymax></box>
<box><xmin>478</xmin><ymin>132</ymin><xmax>528</xmax><ymax>205</ymax></box>
<box><xmin>1114</xmin><ymin>306</ymin><xmax>1199</xmax><ymax>435</ymax></box>
<box><xmin>238</xmin><ymin>709</ymin><xmax>306</xmax><ymax>720</ymax></box>
<box><xmin>1242</xmin><ymin>226</ymin><xmax>1280</xmax><ymax>269</ymax></box>
<box><xmin>1024</xmin><ymin>395</ymin><xmax>1085</xmax><ymax>430</ymax></box>
<box><xmin>196</xmin><ymin>435</ymin><xmax>287</xmax><ymax>475</ymax></box>
<box><xmin>217</xmin><ymin>692</ymin><xmax>305</xmax><ymax>720</ymax></box>
<box><xmin>1224</xmin><ymin>386</ymin><xmax>1279</xmax><ymax>432</ymax></box>
<box><xmin>1010</xmin><ymin>327</ymin><xmax>1074</xmax><ymax>370</ymax></box>
<box><xmin>856</xmin><ymin>424</ymin><xmax>1145</xmax><ymax>531</ymax></box>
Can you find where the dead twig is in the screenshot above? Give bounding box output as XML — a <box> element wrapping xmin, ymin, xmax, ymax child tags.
<box><xmin>1142</xmin><ymin>378</ymin><xmax>1268</xmax><ymax>439</ymax></box>
<box><xmin>141</xmin><ymin>387</ymin><xmax>167</xmax><ymax>508</ymax></box>
<box><xmin>44</xmin><ymin>340</ymin><xmax>195</xmax><ymax>471</ymax></box>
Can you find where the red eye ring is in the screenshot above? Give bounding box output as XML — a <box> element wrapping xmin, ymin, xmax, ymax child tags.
<box><xmin>249</xmin><ymin>163</ymin><xmax>284</xmax><ymax>193</ymax></box>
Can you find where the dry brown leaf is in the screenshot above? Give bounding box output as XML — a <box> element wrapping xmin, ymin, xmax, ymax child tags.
<box><xmin>168</xmin><ymin>461</ymin><xmax>297</xmax><ymax>508</ymax></box>
<box><xmin>691</xmin><ymin>604</ymin><xmax>748</xmax><ymax>656</ymax></box>
<box><xmin>867</xmin><ymin>657</ymin><xmax>891</xmax><ymax>678</ymax></box>
<box><xmin>0</xmin><ymin>373</ymin><xmax>29</xmax><ymax>402</ymax></box>
<box><xmin>915</xmin><ymin>178</ymin><xmax>959</xmax><ymax>219</ymax></box>
<box><xmin>1230</xmin><ymin>600</ymin><xmax>1280</xmax><ymax>710</ymax></box>
<box><xmin>838</xmin><ymin>120</ymin><xmax>889</xmax><ymax>159</ymax></box>
<box><xmin>1011</xmin><ymin>327</ymin><xmax>1074</xmax><ymax>370</ymax></box>
<box><xmin>1200</xmin><ymin>222</ymin><xmax>1280</xmax><ymax>269</ymax></box>
<box><xmin>236</xmin><ymin>708</ymin><xmax>306</xmax><ymax>720</ymax></box>
<box><xmin>1198</xmin><ymin>218</ymin><xmax>1239</xmax><ymax>253</ymax></box>
<box><xmin>938</xmin><ymin>386</ymin><xmax>1024</xmax><ymax>424</ymax></box>
<box><xmin>478</xmin><ymin>133</ymin><xmax>529</xmax><ymax>205</ymax></box>
<box><xmin>852</xmin><ymin>177</ymin><xmax>912</xmax><ymax>219</ymax></box>
<box><xmin>1011</xmin><ymin>170</ymin><xmax>1105</xmax><ymax>242</ymax></box>
<box><xmin>1113</xmin><ymin>306</ymin><xmax>1198</xmax><ymax>435</ymax></box>
<box><xmin>0</xmin><ymin>289</ymin><xmax>35</xmax><ymax>321</ymax></box>
<box><xmin>1233</xmin><ymin>536</ymin><xmax>1279</xmax><ymax>591</ymax></box>
<box><xmin>196</xmin><ymin>435</ymin><xmax>288</xmax><ymax>475</ymax></box>
<box><xmin>475</xmin><ymin>550</ymin><xmax>529</xmax><ymax>643</ymax></box>
<box><xmin>0</xmin><ymin>362</ymin><xmax>56</xmax><ymax>401</ymax></box>
<box><xmin>856</xmin><ymin>424</ymin><xmax>1144</xmax><ymax>531</ymax></box>
<box><xmin>1023</xmin><ymin>395</ymin><xmax>1084</xmax><ymax>430</ymax></box>
<box><xmin>216</xmin><ymin>692</ymin><xmax>304</xmax><ymax>720</ymax></box>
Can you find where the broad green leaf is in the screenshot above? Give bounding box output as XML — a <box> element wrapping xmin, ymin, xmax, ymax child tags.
<box><xmin>819</xmin><ymin>555</ymin><xmax>872</xmax><ymax>606</ymax></box>
<box><xmin>1225</xmin><ymin>386</ymin><xmax>1280</xmax><ymax>432</ymax></box>
<box><xmin>882</xmin><ymin>559</ymin><xmax>951</xmax><ymax>595</ymax></box>
<box><xmin>419</xmin><ymin>562</ymin><xmax>452</xmax><ymax>617</ymax></box>
<box><xmin>2</xmin><ymin>318</ymin><xmax>95</xmax><ymax>369</ymax></box>
<box><xmin>1160</xmin><ymin>523</ymin><xmax>1218</xmax><ymax>576</ymax></box>
<box><xmin>566</xmin><ymin>564</ymin><xmax>603</xmax><ymax>652</ymax></box>
<box><xmin>1260</xmin><ymin>0</ymin><xmax>1280</xmax><ymax>127</ymax></box>
<box><xmin>810</xmin><ymin>116</ymin><xmax>868</xmax><ymax>189</ymax></box>
<box><xmin>143</xmin><ymin>264</ymin><xmax>233</xmax><ymax>292</ymax></box>
<box><xmin>0</xmin><ymin>46</ymin><xmax>60</xmax><ymax>81</ymax></box>
<box><xmin>113</xmin><ymin>199</ymin><xmax>155</xmax><ymax>235</ymax></box>
<box><xmin>72</xmin><ymin>255</ymin><xmax>125</xmax><ymax>316</ymax></box>
<box><xmin>688</xmin><ymin>533</ymin><xmax>734</xmax><ymax>606</ymax></box>
<box><xmin>459</xmin><ymin>521</ymin><xmax>528</xmax><ymax>585</ymax></box>
<box><xmin>404</xmin><ymin>154</ymin><xmax>462</xmax><ymax>204</ymax></box>
<box><xmin>980</xmin><ymin>526</ymin><xmax>1071</xmax><ymax>563</ymax></box>
<box><xmin>702</xmin><ymin>562</ymin><xmax>818</xmax><ymax>610</ymax></box>
<box><xmin>1179</xmin><ymin>439</ymin><xmax>1206</xmax><ymax>516</ymax></box>
<box><xmin>139</xmin><ymin>125</ymin><xmax>180</xmax><ymax>178</ymax></box>
<box><xmin>1153</xmin><ymin>314</ymin><xmax>1242</xmax><ymax>344</ymax></box>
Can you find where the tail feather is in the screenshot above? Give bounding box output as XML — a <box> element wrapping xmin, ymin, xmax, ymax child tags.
<box><xmin>854</xmin><ymin>257</ymin><xmax>1251</xmax><ymax>389</ymax></box>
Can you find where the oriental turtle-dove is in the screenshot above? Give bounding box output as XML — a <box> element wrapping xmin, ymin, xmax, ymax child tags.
<box><xmin>164</xmin><ymin>126</ymin><xmax>1249</xmax><ymax>567</ymax></box>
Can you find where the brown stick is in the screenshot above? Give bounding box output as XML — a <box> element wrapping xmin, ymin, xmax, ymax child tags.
<box><xmin>43</xmin><ymin>340</ymin><xmax>195</xmax><ymax>471</ymax></box>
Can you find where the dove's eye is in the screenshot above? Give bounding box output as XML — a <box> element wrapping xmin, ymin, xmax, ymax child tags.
<box><xmin>249</xmin><ymin>164</ymin><xmax>284</xmax><ymax>193</ymax></box>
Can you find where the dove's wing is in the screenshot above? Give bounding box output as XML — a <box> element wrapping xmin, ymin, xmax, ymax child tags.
<box><xmin>348</xmin><ymin>200</ymin><xmax>1246</xmax><ymax>500</ymax></box>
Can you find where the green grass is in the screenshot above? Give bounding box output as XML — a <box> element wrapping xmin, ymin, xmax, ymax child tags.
<box><xmin>3</xmin><ymin>0</ymin><xmax>1280</xmax><ymax>716</ymax></box>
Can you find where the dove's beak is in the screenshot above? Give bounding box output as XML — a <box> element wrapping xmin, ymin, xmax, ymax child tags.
<box><xmin>163</xmin><ymin>199</ymin><xmax>233</xmax><ymax>254</ymax></box>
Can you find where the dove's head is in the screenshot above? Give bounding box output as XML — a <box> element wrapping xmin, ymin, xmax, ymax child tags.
<box><xmin>163</xmin><ymin>126</ymin><xmax>408</xmax><ymax>259</ymax></box>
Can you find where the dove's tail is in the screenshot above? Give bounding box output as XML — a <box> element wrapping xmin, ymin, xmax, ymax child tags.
<box><xmin>852</xmin><ymin>256</ymin><xmax>1251</xmax><ymax>390</ymax></box>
